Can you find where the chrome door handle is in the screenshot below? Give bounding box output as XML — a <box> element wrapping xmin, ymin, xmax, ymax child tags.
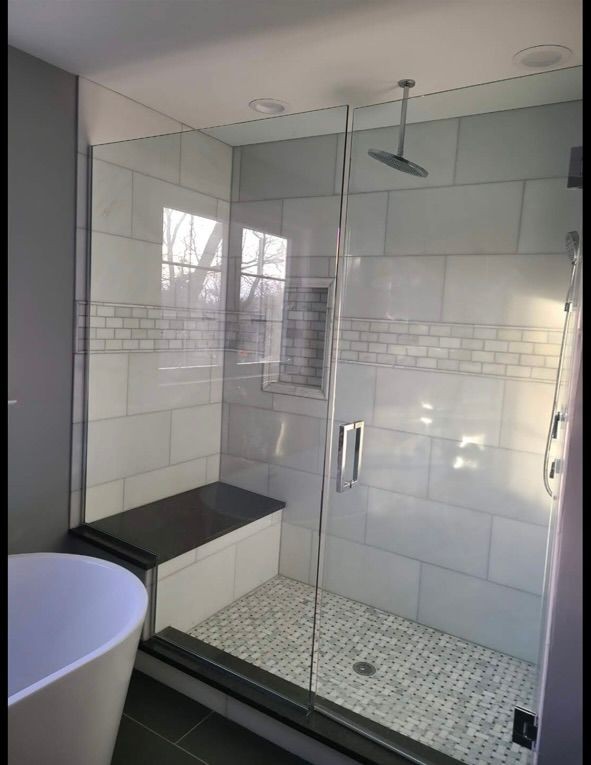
<box><xmin>336</xmin><ymin>420</ymin><xmax>365</xmax><ymax>493</ymax></box>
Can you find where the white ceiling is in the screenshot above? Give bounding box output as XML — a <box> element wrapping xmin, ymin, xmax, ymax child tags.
<box><xmin>7</xmin><ymin>0</ymin><xmax>582</xmax><ymax>131</ymax></box>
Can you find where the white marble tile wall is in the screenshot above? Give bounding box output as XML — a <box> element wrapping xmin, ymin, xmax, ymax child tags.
<box><xmin>220</xmin><ymin>99</ymin><xmax>581</xmax><ymax>663</ymax></box>
<box><xmin>71</xmin><ymin>79</ymin><xmax>191</xmax><ymax>523</ymax></box>
<box><xmin>77</xmin><ymin>80</ymin><xmax>232</xmax><ymax>524</ymax></box>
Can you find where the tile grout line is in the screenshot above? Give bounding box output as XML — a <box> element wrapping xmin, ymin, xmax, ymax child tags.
<box><xmin>415</xmin><ymin>561</ymin><xmax>424</xmax><ymax>622</ymax></box>
<box><xmin>515</xmin><ymin>179</ymin><xmax>527</xmax><ymax>254</ymax></box>
<box><xmin>451</xmin><ymin>116</ymin><xmax>462</xmax><ymax>185</ymax></box>
<box><xmin>439</xmin><ymin>255</ymin><xmax>449</xmax><ymax>323</ymax></box>
<box><xmin>121</xmin><ymin>713</ymin><xmax>210</xmax><ymax>765</ymax></box>
<box><xmin>279</xmin><ymin>515</ymin><xmax>545</xmax><ymax>597</ymax></box>
<box><xmin>174</xmin><ymin>709</ymin><xmax>215</xmax><ymax>745</ymax></box>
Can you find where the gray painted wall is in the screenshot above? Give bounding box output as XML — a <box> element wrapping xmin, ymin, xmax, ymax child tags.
<box><xmin>8</xmin><ymin>46</ymin><xmax>77</xmax><ymax>553</ymax></box>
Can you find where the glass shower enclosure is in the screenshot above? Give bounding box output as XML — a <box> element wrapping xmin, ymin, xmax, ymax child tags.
<box><xmin>78</xmin><ymin>66</ymin><xmax>582</xmax><ymax>765</ymax></box>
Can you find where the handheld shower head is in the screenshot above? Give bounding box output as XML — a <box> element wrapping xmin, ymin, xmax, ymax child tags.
<box><xmin>566</xmin><ymin>231</ymin><xmax>580</xmax><ymax>265</ymax></box>
<box><xmin>368</xmin><ymin>79</ymin><xmax>428</xmax><ymax>177</ymax></box>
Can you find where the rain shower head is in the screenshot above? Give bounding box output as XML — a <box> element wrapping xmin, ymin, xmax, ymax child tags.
<box><xmin>368</xmin><ymin>79</ymin><xmax>428</xmax><ymax>178</ymax></box>
<box><xmin>367</xmin><ymin>149</ymin><xmax>428</xmax><ymax>177</ymax></box>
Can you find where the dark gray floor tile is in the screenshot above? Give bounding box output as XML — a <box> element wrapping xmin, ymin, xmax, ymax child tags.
<box><xmin>179</xmin><ymin>713</ymin><xmax>312</xmax><ymax>765</ymax></box>
<box><xmin>124</xmin><ymin>670</ymin><xmax>211</xmax><ymax>742</ymax></box>
<box><xmin>112</xmin><ymin>717</ymin><xmax>204</xmax><ymax>765</ymax></box>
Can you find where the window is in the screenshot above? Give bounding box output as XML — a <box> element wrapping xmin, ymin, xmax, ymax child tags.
<box><xmin>161</xmin><ymin>207</ymin><xmax>224</xmax><ymax>309</ymax></box>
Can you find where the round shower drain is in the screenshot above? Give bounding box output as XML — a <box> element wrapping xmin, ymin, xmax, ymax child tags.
<box><xmin>353</xmin><ymin>661</ymin><xmax>376</xmax><ymax>676</ymax></box>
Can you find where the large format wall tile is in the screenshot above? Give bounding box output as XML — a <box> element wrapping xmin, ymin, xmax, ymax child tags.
<box><xmin>220</xmin><ymin>454</ymin><xmax>270</xmax><ymax>495</ymax></box>
<box><xmin>170</xmin><ymin>403</ymin><xmax>222</xmax><ymax>463</ymax></box>
<box><xmin>94</xmin><ymin>133</ymin><xmax>181</xmax><ymax>185</ymax></box>
<box><xmin>323</xmin><ymin>535</ymin><xmax>420</xmax><ymax>620</ymax></box>
<box><xmin>272</xmin><ymin>392</ymin><xmax>328</xmax><ymax>419</ymax></box>
<box><xmin>238</xmin><ymin>134</ymin><xmax>339</xmax><ymax>201</ymax></box>
<box><xmin>455</xmin><ymin>101</ymin><xmax>582</xmax><ymax>184</ymax></box>
<box><xmin>500</xmin><ymin>379</ymin><xmax>554</xmax><ymax>453</ymax></box>
<box><xmin>123</xmin><ymin>456</ymin><xmax>208</xmax><ymax>510</ymax></box>
<box><xmin>180</xmin><ymin>130</ymin><xmax>232</xmax><ymax>201</ymax></box>
<box><xmin>442</xmin><ymin>253</ymin><xmax>570</xmax><ymax>328</ymax></box>
<box><xmin>518</xmin><ymin>178</ymin><xmax>582</xmax><ymax>254</ymax></box>
<box><xmin>349</xmin><ymin>118</ymin><xmax>459</xmax><ymax>193</ymax></box>
<box><xmin>345</xmin><ymin>192</ymin><xmax>388</xmax><ymax>257</ymax></box>
<box><xmin>127</xmin><ymin>350</ymin><xmax>212</xmax><ymax>415</ymax></box>
<box><xmin>85</xmin><ymin>479</ymin><xmax>125</xmax><ymax>522</ymax></box>
<box><xmin>91</xmin><ymin>232</ymin><xmax>162</xmax><ymax>305</ymax></box>
<box><xmin>268</xmin><ymin>465</ymin><xmax>322</xmax><ymax>530</ymax></box>
<box><xmin>222</xmin><ymin>355</ymin><xmax>273</xmax><ymax>410</ymax></box>
<box><xmin>88</xmin><ymin>353</ymin><xmax>129</xmax><ymax>421</ymax></box>
<box><xmin>227</xmin><ymin>404</ymin><xmax>323</xmax><ymax>475</ymax></box>
<box><xmin>362</xmin><ymin>426</ymin><xmax>430</xmax><ymax>496</ymax></box>
<box><xmin>333</xmin><ymin>362</ymin><xmax>376</xmax><ymax>425</ymax></box>
<box><xmin>229</xmin><ymin>199</ymin><xmax>283</xmax><ymax>236</ymax></box>
<box><xmin>374</xmin><ymin>367</ymin><xmax>504</xmax><ymax>446</ymax></box>
<box><xmin>92</xmin><ymin>159</ymin><xmax>133</xmax><ymax>236</ymax></box>
<box><xmin>488</xmin><ymin>516</ymin><xmax>548</xmax><ymax>595</ymax></box>
<box><xmin>325</xmin><ymin>483</ymin><xmax>368</xmax><ymax>544</ymax></box>
<box><xmin>86</xmin><ymin>410</ymin><xmax>171</xmax><ymax>486</ymax></box>
<box><xmin>385</xmin><ymin>182</ymin><xmax>523</xmax><ymax>255</ymax></box>
<box><xmin>428</xmin><ymin>437</ymin><xmax>550</xmax><ymax>526</ymax></box>
<box><xmin>418</xmin><ymin>564</ymin><xmax>542</xmax><ymax>662</ymax></box>
<box><xmin>366</xmin><ymin>488</ymin><xmax>491</xmax><ymax>578</ymax></box>
<box><xmin>342</xmin><ymin>256</ymin><xmax>445</xmax><ymax>321</ymax></box>
<box><xmin>279</xmin><ymin>522</ymin><xmax>315</xmax><ymax>585</ymax></box>
<box><xmin>282</xmin><ymin>195</ymin><xmax>341</xmax><ymax>258</ymax></box>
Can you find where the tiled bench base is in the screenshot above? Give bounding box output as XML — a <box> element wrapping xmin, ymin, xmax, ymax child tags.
<box><xmin>155</xmin><ymin>511</ymin><xmax>282</xmax><ymax>632</ymax></box>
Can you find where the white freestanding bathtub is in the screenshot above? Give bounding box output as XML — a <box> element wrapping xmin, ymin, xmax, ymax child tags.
<box><xmin>8</xmin><ymin>553</ymin><xmax>148</xmax><ymax>765</ymax></box>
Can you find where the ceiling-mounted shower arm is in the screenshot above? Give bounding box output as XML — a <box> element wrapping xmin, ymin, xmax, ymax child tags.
<box><xmin>397</xmin><ymin>78</ymin><xmax>415</xmax><ymax>157</ymax></box>
<box><xmin>367</xmin><ymin>79</ymin><xmax>427</xmax><ymax>178</ymax></box>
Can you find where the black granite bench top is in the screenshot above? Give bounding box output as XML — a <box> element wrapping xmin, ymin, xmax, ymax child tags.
<box><xmin>71</xmin><ymin>481</ymin><xmax>285</xmax><ymax>567</ymax></box>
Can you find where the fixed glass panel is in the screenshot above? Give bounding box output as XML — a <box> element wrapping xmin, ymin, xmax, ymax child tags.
<box><xmin>83</xmin><ymin>105</ymin><xmax>349</xmax><ymax>706</ymax></box>
<box><xmin>315</xmin><ymin>68</ymin><xmax>582</xmax><ymax>764</ymax></box>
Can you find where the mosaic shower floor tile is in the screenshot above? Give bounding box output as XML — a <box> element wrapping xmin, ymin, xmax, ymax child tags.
<box><xmin>189</xmin><ymin>576</ymin><xmax>535</xmax><ymax>765</ymax></box>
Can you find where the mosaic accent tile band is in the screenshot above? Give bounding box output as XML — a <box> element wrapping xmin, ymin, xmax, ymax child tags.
<box><xmin>76</xmin><ymin>301</ymin><xmax>226</xmax><ymax>353</ymax></box>
<box><xmin>78</xmin><ymin>302</ymin><xmax>560</xmax><ymax>387</ymax></box>
<box><xmin>191</xmin><ymin>576</ymin><xmax>535</xmax><ymax>765</ymax></box>
<box><xmin>338</xmin><ymin>318</ymin><xmax>560</xmax><ymax>382</ymax></box>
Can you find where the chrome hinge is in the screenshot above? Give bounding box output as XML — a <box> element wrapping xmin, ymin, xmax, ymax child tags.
<box><xmin>549</xmin><ymin>459</ymin><xmax>561</xmax><ymax>479</ymax></box>
<box><xmin>551</xmin><ymin>411</ymin><xmax>565</xmax><ymax>439</ymax></box>
<box><xmin>513</xmin><ymin>707</ymin><xmax>538</xmax><ymax>750</ymax></box>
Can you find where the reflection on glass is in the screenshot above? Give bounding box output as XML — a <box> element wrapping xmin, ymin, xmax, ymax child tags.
<box><xmin>241</xmin><ymin>228</ymin><xmax>287</xmax><ymax>280</ymax></box>
<box><xmin>237</xmin><ymin>228</ymin><xmax>287</xmax><ymax>364</ymax></box>
<box><xmin>238</xmin><ymin>226</ymin><xmax>332</xmax><ymax>396</ymax></box>
<box><xmin>161</xmin><ymin>207</ymin><xmax>223</xmax><ymax>308</ymax></box>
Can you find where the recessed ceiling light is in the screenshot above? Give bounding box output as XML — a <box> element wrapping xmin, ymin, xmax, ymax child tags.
<box><xmin>248</xmin><ymin>98</ymin><xmax>287</xmax><ymax>115</ymax></box>
<box><xmin>513</xmin><ymin>45</ymin><xmax>572</xmax><ymax>69</ymax></box>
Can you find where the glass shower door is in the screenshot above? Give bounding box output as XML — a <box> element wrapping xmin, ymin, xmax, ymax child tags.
<box><xmin>314</xmin><ymin>67</ymin><xmax>582</xmax><ymax>764</ymax></box>
<box><xmin>82</xmin><ymin>105</ymin><xmax>351</xmax><ymax>708</ymax></box>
